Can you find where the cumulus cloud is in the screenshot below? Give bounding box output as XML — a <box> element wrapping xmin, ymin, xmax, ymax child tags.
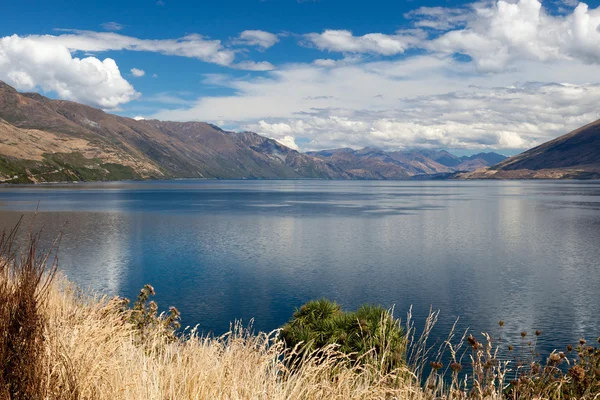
<box><xmin>130</xmin><ymin>68</ymin><xmax>145</xmax><ymax>77</ymax></box>
<box><xmin>235</xmin><ymin>30</ymin><xmax>279</xmax><ymax>49</ymax></box>
<box><xmin>303</xmin><ymin>30</ymin><xmax>420</xmax><ymax>55</ymax></box>
<box><xmin>304</xmin><ymin>0</ymin><xmax>600</xmax><ymax>74</ymax></box>
<box><xmin>428</xmin><ymin>0</ymin><xmax>600</xmax><ymax>72</ymax></box>
<box><xmin>0</xmin><ymin>34</ymin><xmax>138</xmax><ymax>109</ymax></box>
<box><xmin>0</xmin><ymin>30</ymin><xmax>276</xmax><ymax>109</ymax></box>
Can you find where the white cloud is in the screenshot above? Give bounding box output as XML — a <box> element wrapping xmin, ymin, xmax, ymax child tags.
<box><xmin>312</xmin><ymin>55</ymin><xmax>363</xmax><ymax>67</ymax></box>
<box><xmin>100</xmin><ymin>22</ymin><xmax>124</xmax><ymax>31</ymax></box>
<box><xmin>5</xmin><ymin>0</ymin><xmax>600</xmax><ymax>153</ymax></box>
<box><xmin>276</xmin><ymin>135</ymin><xmax>300</xmax><ymax>150</ymax></box>
<box><xmin>150</xmin><ymin>51</ymin><xmax>600</xmax><ymax>152</ymax></box>
<box><xmin>303</xmin><ymin>30</ymin><xmax>420</xmax><ymax>55</ymax></box>
<box><xmin>22</xmin><ymin>30</ymin><xmax>274</xmax><ymax>71</ymax></box>
<box><xmin>429</xmin><ymin>0</ymin><xmax>600</xmax><ymax>72</ymax></box>
<box><xmin>245</xmin><ymin>82</ymin><xmax>600</xmax><ymax>151</ymax></box>
<box><xmin>232</xmin><ymin>60</ymin><xmax>275</xmax><ymax>71</ymax></box>
<box><xmin>37</xmin><ymin>31</ymin><xmax>236</xmax><ymax>66</ymax></box>
<box><xmin>404</xmin><ymin>6</ymin><xmax>473</xmax><ymax>30</ymax></box>
<box><xmin>304</xmin><ymin>0</ymin><xmax>600</xmax><ymax>74</ymax></box>
<box><xmin>235</xmin><ymin>30</ymin><xmax>279</xmax><ymax>49</ymax></box>
<box><xmin>130</xmin><ymin>68</ymin><xmax>145</xmax><ymax>77</ymax></box>
<box><xmin>0</xmin><ymin>34</ymin><xmax>138</xmax><ymax>109</ymax></box>
<box><xmin>313</xmin><ymin>59</ymin><xmax>337</xmax><ymax>67</ymax></box>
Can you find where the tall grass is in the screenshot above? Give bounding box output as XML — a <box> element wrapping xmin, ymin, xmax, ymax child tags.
<box><xmin>0</xmin><ymin>219</ymin><xmax>58</xmax><ymax>399</ymax></box>
<box><xmin>0</xmin><ymin>223</ymin><xmax>598</xmax><ymax>399</ymax></box>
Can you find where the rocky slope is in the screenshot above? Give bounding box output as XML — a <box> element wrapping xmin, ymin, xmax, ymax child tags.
<box><xmin>455</xmin><ymin>119</ymin><xmax>600</xmax><ymax>179</ymax></box>
<box><xmin>0</xmin><ymin>81</ymin><xmax>347</xmax><ymax>182</ymax></box>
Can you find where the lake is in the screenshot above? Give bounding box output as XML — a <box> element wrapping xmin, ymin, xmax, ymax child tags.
<box><xmin>0</xmin><ymin>180</ymin><xmax>599</xmax><ymax>356</ymax></box>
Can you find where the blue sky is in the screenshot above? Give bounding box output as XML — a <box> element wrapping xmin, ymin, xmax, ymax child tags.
<box><xmin>2</xmin><ymin>0</ymin><xmax>600</xmax><ymax>154</ymax></box>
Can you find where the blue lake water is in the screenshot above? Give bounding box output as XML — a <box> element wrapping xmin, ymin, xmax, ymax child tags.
<box><xmin>0</xmin><ymin>180</ymin><xmax>599</xmax><ymax>355</ymax></box>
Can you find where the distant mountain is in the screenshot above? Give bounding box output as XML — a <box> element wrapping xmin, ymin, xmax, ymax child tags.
<box><xmin>452</xmin><ymin>152</ymin><xmax>508</xmax><ymax>171</ymax></box>
<box><xmin>0</xmin><ymin>81</ymin><xmax>347</xmax><ymax>183</ymax></box>
<box><xmin>455</xmin><ymin>120</ymin><xmax>600</xmax><ymax>179</ymax></box>
<box><xmin>416</xmin><ymin>150</ymin><xmax>463</xmax><ymax>167</ymax></box>
<box><xmin>308</xmin><ymin>148</ymin><xmax>506</xmax><ymax>179</ymax></box>
<box><xmin>462</xmin><ymin>152</ymin><xmax>508</xmax><ymax>166</ymax></box>
<box><xmin>306</xmin><ymin>148</ymin><xmax>412</xmax><ymax>179</ymax></box>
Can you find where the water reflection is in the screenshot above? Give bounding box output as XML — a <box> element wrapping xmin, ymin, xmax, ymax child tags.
<box><xmin>0</xmin><ymin>180</ymin><xmax>598</xmax><ymax>355</ymax></box>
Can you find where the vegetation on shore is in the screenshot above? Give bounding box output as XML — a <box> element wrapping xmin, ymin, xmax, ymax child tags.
<box><xmin>280</xmin><ymin>299</ymin><xmax>406</xmax><ymax>373</ymax></box>
<box><xmin>1</xmin><ymin>224</ymin><xmax>599</xmax><ymax>399</ymax></box>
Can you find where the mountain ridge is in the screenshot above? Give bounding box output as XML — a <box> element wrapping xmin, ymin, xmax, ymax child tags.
<box><xmin>454</xmin><ymin>119</ymin><xmax>600</xmax><ymax>180</ymax></box>
<box><xmin>0</xmin><ymin>81</ymin><xmax>349</xmax><ymax>182</ymax></box>
<box><xmin>0</xmin><ymin>80</ymin><xmax>596</xmax><ymax>182</ymax></box>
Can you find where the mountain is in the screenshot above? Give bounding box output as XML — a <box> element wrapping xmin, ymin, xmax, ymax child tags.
<box><xmin>0</xmin><ymin>81</ymin><xmax>347</xmax><ymax>183</ymax></box>
<box><xmin>306</xmin><ymin>148</ymin><xmax>412</xmax><ymax>179</ymax></box>
<box><xmin>452</xmin><ymin>152</ymin><xmax>508</xmax><ymax>171</ymax></box>
<box><xmin>308</xmin><ymin>148</ymin><xmax>506</xmax><ymax>179</ymax></box>
<box><xmin>4</xmin><ymin>79</ymin><xmax>592</xmax><ymax>182</ymax></box>
<box><xmin>416</xmin><ymin>150</ymin><xmax>463</xmax><ymax>167</ymax></box>
<box><xmin>461</xmin><ymin>152</ymin><xmax>508</xmax><ymax>166</ymax></box>
<box><xmin>455</xmin><ymin>120</ymin><xmax>600</xmax><ymax>179</ymax></box>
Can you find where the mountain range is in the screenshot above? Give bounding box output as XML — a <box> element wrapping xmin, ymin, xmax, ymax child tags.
<box><xmin>0</xmin><ymin>80</ymin><xmax>597</xmax><ymax>182</ymax></box>
<box><xmin>306</xmin><ymin>148</ymin><xmax>507</xmax><ymax>179</ymax></box>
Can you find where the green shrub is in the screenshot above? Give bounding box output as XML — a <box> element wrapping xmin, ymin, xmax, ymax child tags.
<box><xmin>118</xmin><ymin>284</ymin><xmax>181</xmax><ymax>345</ymax></box>
<box><xmin>280</xmin><ymin>299</ymin><xmax>405</xmax><ymax>372</ymax></box>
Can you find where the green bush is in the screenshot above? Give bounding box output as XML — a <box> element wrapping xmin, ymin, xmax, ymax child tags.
<box><xmin>280</xmin><ymin>299</ymin><xmax>405</xmax><ymax>372</ymax></box>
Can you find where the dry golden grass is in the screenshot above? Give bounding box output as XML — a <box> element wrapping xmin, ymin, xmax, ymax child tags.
<box><xmin>2</xmin><ymin>225</ymin><xmax>599</xmax><ymax>399</ymax></box>
<box><xmin>41</xmin><ymin>277</ymin><xmax>428</xmax><ymax>400</ymax></box>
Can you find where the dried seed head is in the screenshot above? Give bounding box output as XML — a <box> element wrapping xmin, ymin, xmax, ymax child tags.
<box><xmin>450</xmin><ymin>362</ymin><xmax>463</xmax><ymax>372</ymax></box>
<box><xmin>569</xmin><ymin>365</ymin><xmax>586</xmax><ymax>383</ymax></box>
<box><xmin>430</xmin><ymin>361</ymin><xmax>443</xmax><ymax>370</ymax></box>
<box><xmin>579</xmin><ymin>338</ymin><xmax>586</xmax><ymax>345</ymax></box>
<box><xmin>467</xmin><ymin>334</ymin><xmax>479</xmax><ymax>349</ymax></box>
<box><xmin>549</xmin><ymin>353</ymin><xmax>561</xmax><ymax>364</ymax></box>
<box><xmin>567</xmin><ymin>344</ymin><xmax>573</xmax><ymax>352</ymax></box>
<box><xmin>521</xmin><ymin>331</ymin><xmax>527</xmax><ymax>338</ymax></box>
<box><xmin>535</xmin><ymin>330</ymin><xmax>542</xmax><ymax>336</ymax></box>
<box><xmin>508</xmin><ymin>345</ymin><xmax>514</xmax><ymax>351</ymax></box>
<box><xmin>498</xmin><ymin>320</ymin><xmax>504</xmax><ymax>327</ymax></box>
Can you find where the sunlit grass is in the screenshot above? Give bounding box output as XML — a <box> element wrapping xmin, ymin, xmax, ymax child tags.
<box><xmin>1</xmin><ymin>223</ymin><xmax>599</xmax><ymax>399</ymax></box>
